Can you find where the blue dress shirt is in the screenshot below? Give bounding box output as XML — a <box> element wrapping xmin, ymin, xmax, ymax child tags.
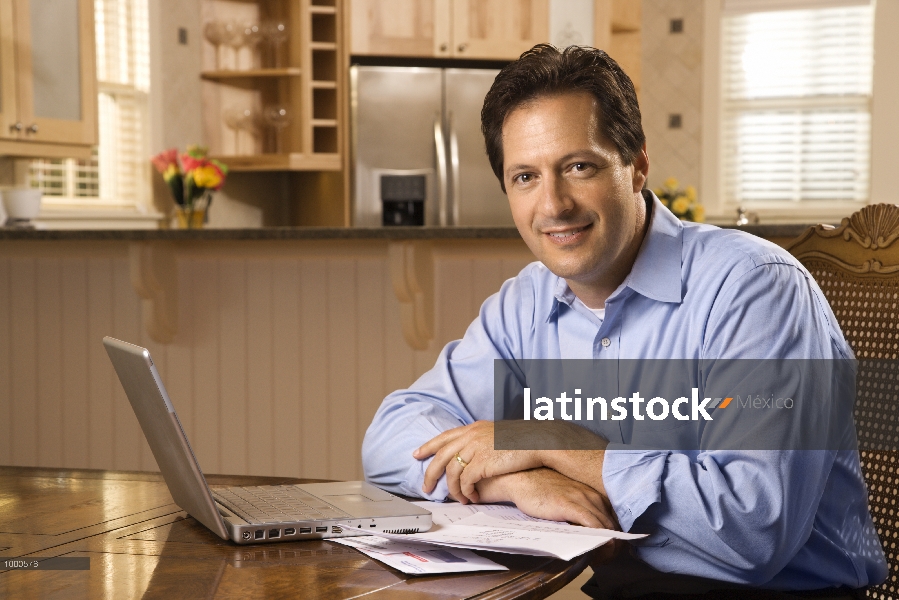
<box><xmin>362</xmin><ymin>195</ymin><xmax>888</xmax><ymax>590</ymax></box>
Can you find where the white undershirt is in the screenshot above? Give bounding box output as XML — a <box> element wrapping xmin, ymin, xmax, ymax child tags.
<box><xmin>576</xmin><ymin>298</ymin><xmax>606</xmax><ymax>322</ymax></box>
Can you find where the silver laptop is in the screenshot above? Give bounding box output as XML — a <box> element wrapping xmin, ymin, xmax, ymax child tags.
<box><xmin>103</xmin><ymin>336</ymin><xmax>432</xmax><ymax>545</ymax></box>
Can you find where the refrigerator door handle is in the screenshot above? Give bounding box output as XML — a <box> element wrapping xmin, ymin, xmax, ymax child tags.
<box><xmin>434</xmin><ymin>116</ymin><xmax>449</xmax><ymax>227</ymax></box>
<box><xmin>448</xmin><ymin>111</ymin><xmax>461</xmax><ymax>227</ymax></box>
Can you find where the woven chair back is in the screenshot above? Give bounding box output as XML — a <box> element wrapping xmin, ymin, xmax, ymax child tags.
<box><xmin>786</xmin><ymin>204</ymin><xmax>899</xmax><ymax>599</ymax></box>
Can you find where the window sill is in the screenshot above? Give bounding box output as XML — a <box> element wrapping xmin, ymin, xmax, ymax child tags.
<box><xmin>33</xmin><ymin>206</ymin><xmax>165</xmax><ymax>230</ymax></box>
<box><xmin>705</xmin><ymin>201</ymin><xmax>865</xmax><ymax>226</ymax></box>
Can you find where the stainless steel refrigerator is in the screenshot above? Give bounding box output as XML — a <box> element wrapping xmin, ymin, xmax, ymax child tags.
<box><xmin>351</xmin><ymin>66</ymin><xmax>514</xmax><ymax>227</ymax></box>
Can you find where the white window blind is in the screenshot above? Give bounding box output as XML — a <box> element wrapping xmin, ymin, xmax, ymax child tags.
<box><xmin>31</xmin><ymin>0</ymin><xmax>150</xmax><ymax>208</ymax></box>
<box><xmin>721</xmin><ymin>2</ymin><xmax>873</xmax><ymax>204</ymax></box>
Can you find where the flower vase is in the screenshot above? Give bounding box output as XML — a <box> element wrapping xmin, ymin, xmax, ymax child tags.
<box><xmin>175</xmin><ymin>192</ymin><xmax>212</xmax><ymax>229</ymax></box>
<box><xmin>176</xmin><ymin>206</ymin><xmax>206</xmax><ymax>229</ymax></box>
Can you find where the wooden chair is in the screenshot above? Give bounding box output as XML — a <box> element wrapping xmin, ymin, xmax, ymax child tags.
<box><xmin>787</xmin><ymin>204</ymin><xmax>899</xmax><ymax>599</ymax></box>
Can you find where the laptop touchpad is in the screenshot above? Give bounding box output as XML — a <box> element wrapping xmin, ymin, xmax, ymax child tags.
<box><xmin>323</xmin><ymin>493</ymin><xmax>418</xmax><ymax>517</ymax></box>
<box><xmin>324</xmin><ymin>494</ymin><xmax>389</xmax><ymax>503</ymax></box>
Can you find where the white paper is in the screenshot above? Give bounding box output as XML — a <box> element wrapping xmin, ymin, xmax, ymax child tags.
<box><xmin>398</xmin><ymin>523</ymin><xmax>609</xmax><ymax>561</ymax></box>
<box><xmin>410</xmin><ymin>500</ymin><xmax>569</xmax><ymax>527</ymax></box>
<box><xmin>332</xmin><ymin>535</ymin><xmax>508</xmax><ymax>575</ymax></box>
<box><xmin>339</xmin><ymin>501</ymin><xmax>647</xmax><ymax>562</ymax></box>
<box><xmin>457</xmin><ymin>512</ymin><xmax>648</xmax><ymax>540</ymax></box>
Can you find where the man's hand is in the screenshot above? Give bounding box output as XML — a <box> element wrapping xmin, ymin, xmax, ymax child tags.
<box><xmin>475</xmin><ymin>468</ymin><xmax>620</xmax><ymax>531</ymax></box>
<box><xmin>413</xmin><ymin>421</ymin><xmax>542</xmax><ymax>503</ymax></box>
<box><xmin>413</xmin><ymin>420</ymin><xmax>609</xmax><ymax>503</ymax></box>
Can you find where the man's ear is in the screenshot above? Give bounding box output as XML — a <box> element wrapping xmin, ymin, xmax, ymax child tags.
<box><xmin>632</xmin><ymin>144</ymin><xmax>649</xmax><ymax>193</ymax></box>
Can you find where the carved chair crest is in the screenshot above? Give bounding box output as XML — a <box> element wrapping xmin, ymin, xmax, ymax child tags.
<box><xmin>786</xmin><ymin>203</ymin><xmax>899</xmax><ymax>274</ymax></box>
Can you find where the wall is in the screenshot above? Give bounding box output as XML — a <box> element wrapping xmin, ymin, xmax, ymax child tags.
<box><xmin>640</xmin><ymin>0</ymin><xmax>703</xmax><ymax>195</ymax></box>
<box><xmin>0</xmin><ymin>239</ymin><xmax>533</xmax><ymax>479</ymax></box>
<box><xmin>149</xmin><ymin>0</ymin><xmax>292</xmax><ymax>227</ymax></box>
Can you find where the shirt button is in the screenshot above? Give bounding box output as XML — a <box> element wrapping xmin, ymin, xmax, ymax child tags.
<box><xmin>601</xmin><ymin>338</ymin><xmax>611</xmax><ymax>347</ymax></box>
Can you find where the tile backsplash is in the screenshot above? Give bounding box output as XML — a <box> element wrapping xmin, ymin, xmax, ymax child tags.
<box><xmin>641</xmin><ymin>0</ymin><xmax>704</xmax><ymax>194</ymax></box>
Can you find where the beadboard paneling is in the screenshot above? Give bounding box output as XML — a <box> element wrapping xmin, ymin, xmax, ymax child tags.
<box><xmin>0</xmin><ymin>239</ymin><xmax>533</xmax><ymax>480</ymax></box>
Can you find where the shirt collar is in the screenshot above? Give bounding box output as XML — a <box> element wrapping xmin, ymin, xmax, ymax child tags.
<box><xmin>624</xmin><ymin>191</ymin><xmax>684</xmax><ymax>304</ymax></box>
<box><xmin>548</xmin><ymin>191</ymin><xmax>684</xmax><ymax>320</ymax></box>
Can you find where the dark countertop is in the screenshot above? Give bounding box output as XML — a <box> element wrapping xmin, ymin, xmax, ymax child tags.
<box><xmin>0</xmin><ymin>223</ymin><xmax>815</xmax><ymax>241</ymax></box>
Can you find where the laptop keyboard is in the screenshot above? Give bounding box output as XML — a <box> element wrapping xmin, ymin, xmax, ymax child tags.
<box><xmin>212</xmin><ymin>485</ymin><xmax>351</xmax><ymax>525</ymax></box>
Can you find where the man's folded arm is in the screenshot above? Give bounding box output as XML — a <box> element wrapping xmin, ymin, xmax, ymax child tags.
<box><xmin>362</xmin><ymin>385</ymin><xmax>466</xmax><ymax>500</ymax></box>
<box><xmin>362</xmin><ymin>274</ymin><xmax>533</xmax><ymax>500</ymax></box>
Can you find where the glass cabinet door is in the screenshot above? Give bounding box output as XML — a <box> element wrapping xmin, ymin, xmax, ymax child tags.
<box><xmin>0</xmin><ymin>0</ymin><xmax>19</xmax><ymax>140</ymax></box>
<box><xmin>12</xmin><ymin>0</ymin><xmax>97</xmax><ymax>146</ymax></box>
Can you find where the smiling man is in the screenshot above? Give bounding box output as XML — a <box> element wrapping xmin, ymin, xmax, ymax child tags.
<box><xmin>362</xmin><ymin>45</ymin><xmax>885</xmax><ymax>598</ymax></box>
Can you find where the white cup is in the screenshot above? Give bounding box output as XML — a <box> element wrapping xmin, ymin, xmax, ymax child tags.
<box><xmin>2</xmin><ymin>188</ymin><xmax>42</xmax><ymax>222</ymax></box>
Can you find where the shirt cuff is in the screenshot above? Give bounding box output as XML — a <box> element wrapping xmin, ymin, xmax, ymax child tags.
<box><xmin>397</xmin><ymin>411</ymin><xmax>462</xmax><ymax>501</ymax></box>
<box><xmin>603</xmin><ymin>445</ymin><xmax>670</xmax><ymax>532</ymax></box>
<box><xmin>403</xmin><ymin>456</ymin><xmax>450</xmax><ymax>501</ymax></box>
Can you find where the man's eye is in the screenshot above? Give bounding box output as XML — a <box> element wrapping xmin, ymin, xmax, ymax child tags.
<box><xmin>516</xmin><ymin>174</ymin><xmax>533</xmax><ymax>183</ymax></box>
<box><xmin>573</xmin><ymin>163</ymin><xmax>589</xmax><ymax>171</ymax></box>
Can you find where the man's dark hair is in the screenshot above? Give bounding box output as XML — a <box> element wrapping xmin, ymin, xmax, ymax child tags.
<box><xmin>481</xmin><ymin>44</ymin><xmax>645</xmax><ymax>191</ymax></box>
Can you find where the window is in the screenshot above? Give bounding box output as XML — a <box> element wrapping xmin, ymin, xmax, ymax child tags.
<box><xmin>721</xmin><ymin>0</ymin><xmax>873</xmax><ymax>207</ymax></box>
<box><xmin>31</xmin><ymin>0</ymin><xmax>150</xmax><ymax>211</ymax></box>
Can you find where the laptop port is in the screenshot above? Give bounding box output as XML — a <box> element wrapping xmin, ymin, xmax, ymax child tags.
<box><xmin>254</xmin><ymin>529</ymin><xmax>264</xmax><ymax>540</ymax></box>
<box><xmin>284</xmin><ymin>528</ymin><xmax>296</xmax><ymax>536</ymax></box>
<box><xmin>315</xmin><ymin>526</ymin><xmax>327</xmax><ymax>533</ymax></box>
<box><xmin>269</xmin><ymin>529</ymin><xmax>280</xmax><ymax>539</ymax></box>
<box><xmin>332</xmin><ymin>526</ymin><xmax>342</xmax><ymax>534</ymax></box>
<box><xmin>299</xmin><ymin>527</ymin><xmax>312</xmax><ymax>534</ymax></box>
<box><xmin>370</xmin><ymin>524</ymin><xmax>377</xmax><ymax>527</ymax></box>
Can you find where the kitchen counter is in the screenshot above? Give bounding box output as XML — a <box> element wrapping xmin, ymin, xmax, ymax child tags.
<box><xmin>0</xmin><ymin>223</ymin><xmax>814</xmax><ymax>241</ymax></box>
<box><xmin>0</xmin><ymin>220</ymin><xmax>825</xmax><ymax>477</ymax></box>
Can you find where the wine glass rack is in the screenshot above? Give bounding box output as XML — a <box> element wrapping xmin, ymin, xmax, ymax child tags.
<box><xmin>200</xmin><ymin>0</ymin><xmax>343</xmax><ymax>172</ymax></box>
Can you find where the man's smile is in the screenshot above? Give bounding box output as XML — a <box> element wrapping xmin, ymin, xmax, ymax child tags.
<box><xmin>543</xmin><ymin>223</ymin><xmax>593</xmax><ymax>243</ymax></box>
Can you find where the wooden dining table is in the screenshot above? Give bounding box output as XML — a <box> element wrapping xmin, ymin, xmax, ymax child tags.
<box><xmin>0</xmin><ymin>466</ymin><xmax>593</xmax><ymax>599</ymax></box>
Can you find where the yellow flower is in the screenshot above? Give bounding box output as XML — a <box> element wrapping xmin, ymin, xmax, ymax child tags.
<box><xmin>663</xmin><ymin>177</ymin><xmax>679</xmax><ymax>191</ymax></box>
<box><xmin>671</xmin><ymin>195</ymin><xmax>690</xmax><ymax>214</ymax></box>
<box><xmin>192</xmin><ymin>164</ymin><xmax>224</xmax><ymax>189</ymax></box>
<box><xmin>685</xmin><ymin>185</ymin><xmax>697</xmax><ymax>201</ymax></box>
<box><xmin>162</xmin><ymin>164</ymin><xmax>180</xmax><ymax>183</ymax></box>
<box><xmin>692</xmin><ymin>205</ymin><xmax>705</xmax><ymax>222</ymax></box>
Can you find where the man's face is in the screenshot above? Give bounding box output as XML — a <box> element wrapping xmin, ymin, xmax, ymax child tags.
<box><xmin>501</xmin><ymin>92</ymin><xmax>649</xmax><ymax>304</ymax></box>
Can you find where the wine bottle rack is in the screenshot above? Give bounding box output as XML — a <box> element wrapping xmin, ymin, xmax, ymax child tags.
<box><xmin>199</xmin><ymin>0</ymin><xmax>343</xmax><ymax>172</ymax></box>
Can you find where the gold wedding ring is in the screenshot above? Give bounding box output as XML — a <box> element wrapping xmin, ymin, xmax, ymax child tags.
<box><xmin>454</xmin><ymin>453</ymin><xmax>469</xmax><ymax>469</ymax></box>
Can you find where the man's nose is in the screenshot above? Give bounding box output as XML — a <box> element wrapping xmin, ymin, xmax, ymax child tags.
<box><xmin>539</xmin><ymin>173</ymin><xmax>575</xmax><ymax>217</ymax></box>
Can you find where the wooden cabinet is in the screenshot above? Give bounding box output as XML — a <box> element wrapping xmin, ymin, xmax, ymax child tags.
<box><xmin>350</xmin><ymin>0</ymin><xmax>548</xmax><ymax>60</ymax></box>
<box><xmin>350</xmin><ymin>0</ymin><xmax>451</xmax><ymax>57</ymax></box>
<box><xmin>608</xmin><ymin>0</ymin><xmax>641</xmax><ymax>91</ymax></box>
<box><xmin>349</xmin><ymin>0</ymin><xmax>640</xmax><ymax>85</ymax></box>
<box><xmin>453</xmin><ymin>0</ymin><xmax>549</xmax><ymax>59</ymax></box>
<box><xmin>593</xmin><ymin>0</ymin><xmax>642</xmax><ymax>92</ymax></box>
<box><xmin>200</xmin><ymin>0</ymin><xmax>344</xmax><ymax>172</ymax></box>
<box><xmin>0</xmin><ymin>0</ymin><xmax>98</xmax><ymax>158</ymax></box>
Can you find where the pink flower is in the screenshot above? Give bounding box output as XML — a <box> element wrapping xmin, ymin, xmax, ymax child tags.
<box><xmin>151</xmin><ymin>149</ymin><xmax>180</xmax><ymax>176</ymax></box>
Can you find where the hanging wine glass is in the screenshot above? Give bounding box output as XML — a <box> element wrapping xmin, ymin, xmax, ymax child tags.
<box><xmin>203</xmin><ymin>20</ymin><xmax>227</xmax><ymax>69</ymax></box>
<box><xmin>222</xmin><ymin>21</ymin><xmax>243</xmax><ymax>70</ymax></box>
<box><xmin>242</xmin><ymin>23</ymin><xmax>263</xmax><ymax>69</ymax></box>
<box><xmin>264</xmin><ymin>105</ymin><xmax>291</xmax><ymax>154</ymax></box>
<box><xmin>262</xmin><ymin>21</ymin><xmax>288</xmax><ymax>68</ymax></box>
